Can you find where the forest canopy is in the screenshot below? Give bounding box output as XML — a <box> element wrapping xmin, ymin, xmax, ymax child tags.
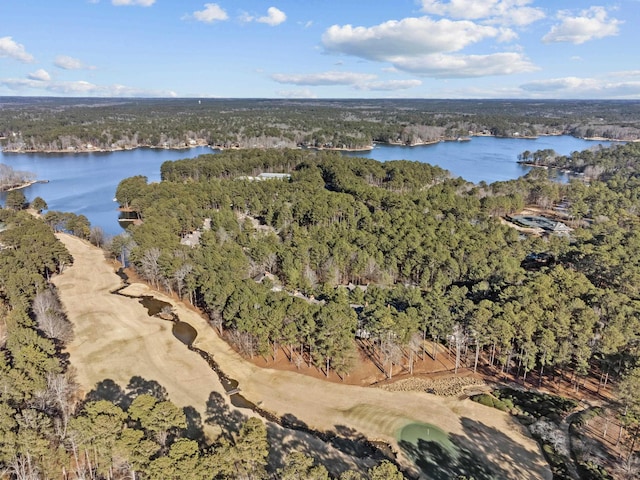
<box><xmin>1</xmin><ymin>97</ymin><xmax>639</xmax><ymax>152</ymax></box>
<box><xmin>113</xmin><ymin>145</ymin><xmax>640</xmax><ymax>388</ymax></box>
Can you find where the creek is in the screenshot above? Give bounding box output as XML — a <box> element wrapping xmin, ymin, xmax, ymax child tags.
<box><xmin>111</xmin><ymin>272</ymin><xmax>396</xmax><ymax>470</ymax></box>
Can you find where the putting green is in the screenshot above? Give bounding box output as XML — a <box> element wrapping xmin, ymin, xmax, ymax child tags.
<box><xmin>398</xmin><ymin>422</ymin><xmax>457</xmax><ymax>457</ymax></box>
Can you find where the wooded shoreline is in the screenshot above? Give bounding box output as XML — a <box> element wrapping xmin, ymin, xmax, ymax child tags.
<box><xmin>0</xmin><ymin>179</ymin><xmax>48</xmax><ymax>192</ymax></box>
<box><xmin>3</xmin><ymin>134</ymin><xmax>636</xmax><ymax>155</ymax></box>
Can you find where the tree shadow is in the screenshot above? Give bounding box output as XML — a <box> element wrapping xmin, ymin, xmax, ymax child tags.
<box><xmin>281</xmin><ymin>413</ymin><xmax>310</xmax><ymax>431</ymax></box>
<box><xmin>123</xmin><ymin>375</ymin><xmax>168</xmax><ymax>407</ymax></box>
<box><xmin>56</xmin><ymin>351</ymin><xmax>72</xmax><ymax>371</ymax></box>
<box><xmin>399</xmin><ymin>416</ymin><xmax>551</xmax><ymax>480</ymax></box>
<box><xmin>265</xmin><ymin>417</ymin><xmax>375</xmax><ymax>478</ymax></box>
<box><xmin>398</xmin><ymin>436</ymin><xmax>494</xmax><ymax>480</ymax></box>
<box><xmin>452</xmin><ymin>417</ymin><xmax>551</xmax><ymax>480</ymax></box>
<box><xmin>332</xmin><ymin>424</ymin><xmax>390</xmax><ymax>460</ymax></box>
<box><xmin>399</xmin><ymin>417</ymin><xmax>550</xmax><ymax>480</ymax></box>
<box><xmin>84</xmin><ymin>378</ymin><xmax>127</xmax><ymax>407</ymax></box>
<box><xmin>205</xmin><ymin>391</ymin><xmax>247</xmax><ymax>439</ymax></box>
<box><xmin>183</xmin><ymin>405</ymin><xmax>205</xmax><ymax>444</ymax></box>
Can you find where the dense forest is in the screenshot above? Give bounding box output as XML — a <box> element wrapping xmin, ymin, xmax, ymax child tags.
<box><xmin>1</xmin><ymin>98</ymin><xmax>640</xmax><ymax>152</ymax></box>
<box><xmin>0</xmin><ymin>208</ymin><xmax>408</xmax><ymax>479</ymax></box>
<box><xmin>108</xmin><ymin>144</ymin><xmax>640</xmax><ymax>477</ymax></box>
<box><xmin>4</xmin><ymin>98</ymin><xmax>640</xmax><ymax>477</ymax></box>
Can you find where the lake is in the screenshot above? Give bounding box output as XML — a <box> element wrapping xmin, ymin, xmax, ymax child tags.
<box><xmin>0</xmin><ymin>136</ymin><xmax>611</xmax><ymax>236</ymax></box>
<box><xmin>0</xmin><ymin>146</ymin><xmax>212</xmax><ymax>236</ymax></box>
<box><xmin>345</xmin><ymin>135</ymin><xmax>612</xmax><ymax>184</ymax></box>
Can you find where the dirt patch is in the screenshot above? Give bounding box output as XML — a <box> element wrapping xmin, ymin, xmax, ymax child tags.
<box><xmin>53</xmin><ymin>234</ymin><xmax>552</xmax><ymax>479</ymax></box>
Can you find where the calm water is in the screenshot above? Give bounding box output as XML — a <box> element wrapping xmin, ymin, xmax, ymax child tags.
<box><xmin>345</xmin><ymin>135</ymin><xmax>612</xmax><ymax>184</ymax></box>
<box><xmin>0</xmin><ymin>136</ymin><xmax>611</xmax><ymax>236</ymax></box>
<box><xmin>0</xmin><ymin>146</ymin><xmax>211</xmax><ymax>235</ymax></box>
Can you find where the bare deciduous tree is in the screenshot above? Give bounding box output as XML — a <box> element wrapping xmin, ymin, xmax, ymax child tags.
<box><xmin>380</xmin><ymin>335</ymin><xmax>403</xmax><ymax>379</ymax></box>
<box><xmin>46</xmin><ymin>371</ymin><xmax>79</xmax><ymax>439</ymax></box>
<box><xmin>139</xmin><ymin>247</ymin><xmax>162</xmax><ymax>288</ymax></box>
<box><xmin>209</xmin><ymin>310</ymin><xmax>224</xmax><ymax>335</ymax></box>
<box><xmin>32</xmin><ymin>289</ymin><xmax>74</xmax><ymax>343</ymax></box>
<box><xmin>89</xmin><ymin>226</ymin><xmax>105</xmax><ymax>248</ymax></box>
<box><xmin>228</xmin><ymin>330</ymin><xmax>257</xmax><ymax>358</ymax></box>
<box><xmin>8</xmin><ymin>454</ymin><xmax>40</xmax><ymax>480</ymax></box>
<box><xmin>173</xmin><ymin>263</ymin><xmax>193</xmax><ymax>300</ymax></box>
<box><xmin>450</xmin><ymin>323</ymin><xmax>467</xmax><ymax>375</ymax></box>
<box><xmin>408</xmin><ymin>333</ymin><xmax>423</xmax><ymax>375</ymax></box>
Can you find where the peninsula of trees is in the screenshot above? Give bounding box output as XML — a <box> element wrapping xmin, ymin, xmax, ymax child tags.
<box><xmin>0</xmin><ymin>163</ymin><xmax>36</xmax><ymax>192</ymax></box>
<box><xmin>1</xmin><ymin>97</ymin><xmax>639</xmax><ymax>153</ymax></box>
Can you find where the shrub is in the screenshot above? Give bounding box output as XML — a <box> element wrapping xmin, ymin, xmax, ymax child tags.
<box><xmin>470</xmin><ymin>393</ymin><xmax>509</xmax><ymax>412</ymax></box>
<box><xmin>577</xmin><ymin>461</ymin><xmax>613</xmax><ymax>480</ymax></box>
<box><xmin>494</xmin><ymin>388</ymin><xmax>577</xmax><ymax>419</ymax></box>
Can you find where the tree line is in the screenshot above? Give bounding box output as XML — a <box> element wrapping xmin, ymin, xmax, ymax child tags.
<box><xmin>0</xmin><ymin>203</ymin><xmax>406</xmax><ymax>479</ymax></box>
<box><xmin>2</xmin><ymin>98</ymin><xmax>640</xmax><ymax>153</ymax></box>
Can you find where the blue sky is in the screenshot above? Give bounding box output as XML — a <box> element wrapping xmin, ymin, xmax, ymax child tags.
<box><xmin>1</xmin><ymin>0</ymin><xmax>639</xmax><ymax>98</ymax></box>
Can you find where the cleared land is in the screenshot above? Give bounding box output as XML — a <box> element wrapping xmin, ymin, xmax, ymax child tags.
<box><xmin>53</xmin><ymin>233</ymin><xmax>551</xmax><ymax>479</ymax></box>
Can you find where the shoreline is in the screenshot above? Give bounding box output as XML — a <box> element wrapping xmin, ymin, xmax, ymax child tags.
<box><xmin>0</xmin><ymin>179</ymin><xmax>48</xmax><ymax>192</ymax></box>
<box><xmin>305</xmin><ymin>145</ymin><xmax>374</xmax><ymax>152</ymax></box>
<box><xmin>1</xmin><ymin>133</ymin><xmax>635</xmax><ymax>155</ymax></box>
<box><xmin>0</xmin><ymin>143</ymin><xmax>213</xmax><ymax>155</ymax></box>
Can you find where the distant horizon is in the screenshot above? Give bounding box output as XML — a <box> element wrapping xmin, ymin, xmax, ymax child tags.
<box><xmin>2</xmin><ymin>1</ymin><xmax>639</xmax><ymax>100</ymax></box>
<box><xmin>2</xmin><ymin>96</ymin><xmax>640</xmax><ymax>102</ymax></box>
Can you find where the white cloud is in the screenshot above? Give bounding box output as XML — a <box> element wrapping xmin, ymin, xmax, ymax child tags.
<box><xmin>543</xmin><ymin>6</ymin><xmax>621</xmax><ymax>44</ymax></box>
<box><xmin>321</xmin><ymin>17</ymin><xmax>536</xmax><ymax>78</ymax></box>
<box><xmin>521</xmin><ymin>76</ymin><xmax>598</xmax><ymax>92</ymax></box>
<box><xmin>1</xmin><ymin>74</ymin><xmax>176</xmax><ymax>97</ymax></box>
<box><xmin>241</xmin><ymin>7</ymin><xmax>287</xmax><ymax>26</ymax></box>
<box><xmin>27</xmin><ymin>69</ymin><xmax>51</xmax><ymax>82</ymax></box>
<box><xmin>272</xmin><ymin>71</ymin><xmax>422</xmax><ymax>92</ymax></box>
<box><xmin>190</xmin><ymin>3</ymin><xmax>228</xmax><ymax>23</ymax></box>
<box><xmin>392</xmin><ymin>52</ymin><xmax>537</xmax><ymax>77</ymax></box>
<box><xmin>277</xmin><ymin>89</ymin><xmax>318</xmax><ymax>99</ymax></box>
<box><xmin>271</xmin><ymin>71</ymin><xmax>376</xmax><ymax>86</ymax></box>
<box><xmin>420</xmin><ymin>0</ymin><xmax>545</xmax><ymax>26</ymax></box>
<box><xmin>610</xmin><ymin>70</ymin><xmax>640</xmax><ymax>78</ymax></box>
<box><xmin>0</xmin><ymin>36</ymin><xmax>35</xmax><ymax>63</ymax></box>
<box><xmin>432</xmin><ymin>85</ymin><xmax>526</xmax><ymax>99</ymax></box>
<box><xmin>54</xmin><ymin>55</ymin><xmax>94</xmax><ymax>70</ymax></box>
<box><xmin>323</xmin><ymin>17</ymin><xmax>501</xmax><ymax>60</ymax></box>
<box><xmin>520</xmin><ymin>76</ymin><xmax>640</xmax><ymax>98</ymax></box>
<box><xmin>112</xmin><ymin>0</ymin><xmax>155</xmax><ymax>6</ymax></box>
<box><xmin>257</xmin><ymin>7</ymin><xmax>286</xmax><ymax>26</ymax></box>
<box><xmin>356</xmin><ymin>79</ymin><xmax>422</xmax><ymax>91</ymax></box>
